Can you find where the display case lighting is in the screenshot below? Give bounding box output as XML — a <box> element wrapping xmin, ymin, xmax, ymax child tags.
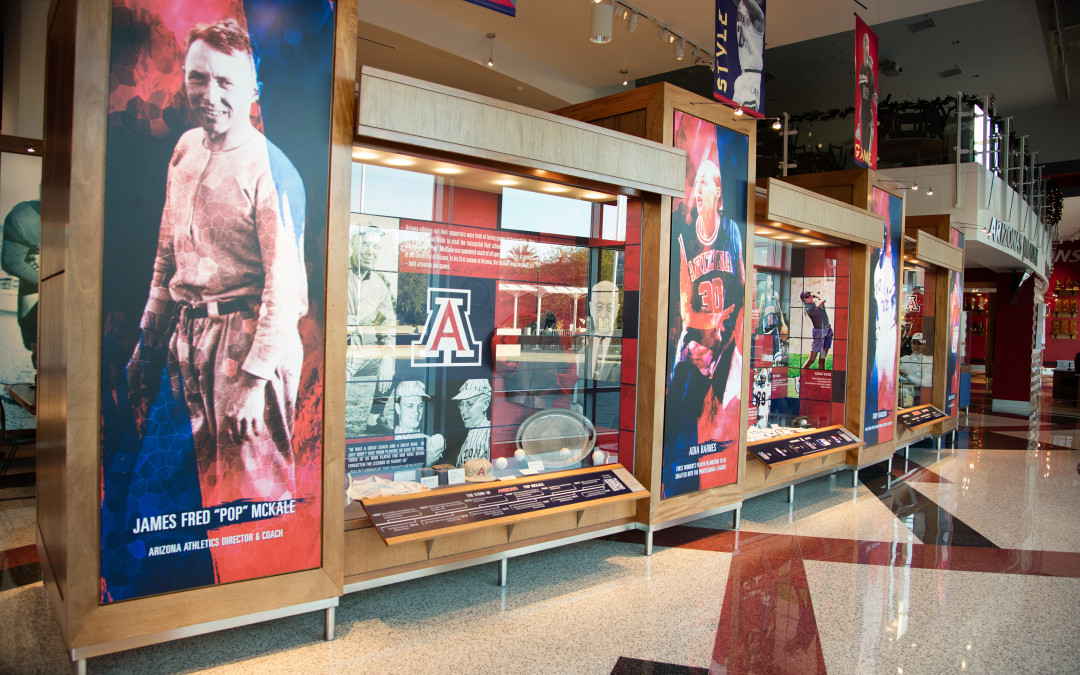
<box><xmin>494</xmin><ymin>179</ymin><xmax>519</xmax><ymax>186</ymax></box>
<box><xmin>542</xmin><ymin>185</ymin><xmax>569</xmax><ymax>193</ymax></box>
<box><xmin>582</xmin><ymin>191</ymin><xmax>610</xmax><ymax>200</ymax></box>
<box><xmin>385</xmin><ymin>157</ymin><xmax>414</xmax><ymax>166</ymax></box>
<box><xmin>433</xmin><ymin>166</ymin><xmax>462</xmax><ymax>174</ymax></box>
<box><xmin>772</xmin><ymin>234</ymin><xmax>789</xmax><ymax>239</ymax></box>
<box><xmin>353</xmin><ymin>150</ymin><xmax>378</xmax><ymax>160</ymax></box>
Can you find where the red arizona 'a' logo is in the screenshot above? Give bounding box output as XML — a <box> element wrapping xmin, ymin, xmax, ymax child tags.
<box><xmin>411</xmin><ymin>288</ymin><xmax>482</xmax><ymax>366</ymax></box>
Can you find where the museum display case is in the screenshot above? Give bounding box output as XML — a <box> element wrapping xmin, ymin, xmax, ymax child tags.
<box><xmin>339</xmin><ymin>67</ymin><xmax>684</xmax><ymax>588</ymax></box>
<box><xmin>902</xmin><ymin>215</ymin><xmax>965</xmax><ymax>443</ymax></box>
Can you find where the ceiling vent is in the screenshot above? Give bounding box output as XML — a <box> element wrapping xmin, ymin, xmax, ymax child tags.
<box><xmin>907</xmin><ymin>17</ymin><xmax>936</xmax><ymax>33</ymax></box>
<box><xmin>939</xmin><ymin>66</ymin><xmax>963</xmax><ymax>78</ymax></box>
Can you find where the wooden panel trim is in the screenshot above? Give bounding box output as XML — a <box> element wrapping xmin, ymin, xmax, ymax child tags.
<box><xmin>0</xmin><ymin>134</ymin><xmax>43</xmax><ymax>155</ymax></box>
<box><xmin>342</xmin><ymin>517</ymin><xmax>635</xmax><ymax>586</ymax></box>
<box><xmin>915</xmin><ymin>230</ymin><xmax>964</xmax><ymax>271</ymax></box>
<box><xmin>763</xmin><ymin>178</ymin><xmax>884</xmax><ymax>248</ymax></box>
<box><xmin>357</xmin><ymin>67</ymin><xmax>686</xmax><ymax>197</ymax></box>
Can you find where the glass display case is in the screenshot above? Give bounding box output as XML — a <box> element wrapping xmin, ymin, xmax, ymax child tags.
<box><xmin>899</xmin><ymin>264</ymin><xmax>937</xmax><ymax>408</ymax></box>
<box><xmin>748</xmin><ymin>225</ymin><xmax>850</xmax><ymax>430</ymax></box>
<box><xmin>344</xmin><ymin>149</ymin><xmax>640</xmax><ymax>504</ymax></box>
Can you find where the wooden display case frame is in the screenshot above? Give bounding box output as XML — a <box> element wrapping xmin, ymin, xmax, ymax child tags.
<box><xmin>38</xmin><ymin>0</ymin><xmax>358</xmax><ymax>668</ymax></box>
<box><xmin>782</xmin><ymin>170</ymin><xmax>908</xmax><ymax>479</ymax></box>
<box><xmin>341</xmin><ymin>68</ymin><xmax>682</xmax><ymax>589</ymax></box>
<box><xmin>904</xmin><ymin>214</ymin><xmax>964</xmax><ymax>441</ymax></box>
<box><xmin>743</xmin><ymin>179</ymin><xmax>885</xmax><ymax>497</ymax></box>
<box><xmin>554</xmin><ymin>83</ymin><xmax>757</xmax><ymax>543</ymax></box>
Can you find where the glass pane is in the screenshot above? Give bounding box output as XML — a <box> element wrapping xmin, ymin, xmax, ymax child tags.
<box><xmin>344</xmin><ymin>150</ymin><xmax>638</xmax><ymax>507</ymax></box>
<box><xmin>748</xmin><ymin>230</ymin><xmax>850</xmax><ymax>432</ymax></box>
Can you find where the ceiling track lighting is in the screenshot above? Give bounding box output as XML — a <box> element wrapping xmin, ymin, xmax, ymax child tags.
<box><xmin>627</xmin><ymin>11</ymin><xmax>638</xmax><ymax>31</ymax></box>
<box><xmin>620</xmin><ymin>69</ymin><xmax>630</xmax><ymax>86</ymax></box>
<box><xmin>590</xmin><ymin>1</ymin><xmax>614</xmax><ymax>44</ymax></box>
<box><xmin>674</xmin><ymin>39</ymin><xmax>685</xmax><ymax>60</ymax></box>
<box><xmin>486</xmin><ymin>32</ymin><xmax>495</xmax><ymax>67</ymax></box>
<box><xmin>734</xmin><ymin>105</ymin><xmax>745</xmax><ymax>116</ymax></box>
<box><xmin>771</xmin><ymin>119</ymin><xmax>782</xmax><ymax>130</ymax></box>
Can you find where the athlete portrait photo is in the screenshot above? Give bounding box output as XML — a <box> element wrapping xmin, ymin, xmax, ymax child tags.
<box><xmin>100</xmin><ymin>0</ymin><xmax>335</xmax><ymax>601</ymax></box>
<box><xmin>662</xmin><ymin>111</ymin><xmax>747</xmax><ymax>498</ymax></box>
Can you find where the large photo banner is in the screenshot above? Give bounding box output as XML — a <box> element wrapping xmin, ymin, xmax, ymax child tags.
<box><xmin>863</xmin><ymin>188</ymin><xmax>902</xmax><ymax>446</ymax></box>
<box><xmin>661</xmin><ymin>111</ymin><xmax>747</xmax><ymax>498</ymax></box>
<box><xmin>945</xmin><ymin>269</ymin><xmax>963</xmax><ymax>416</ymax></box>
<box><xmin>714</xmin><ymin>0</ymin><xmax>766</xmax><ymax>117</ymax></box>
<box><xmin>99</xmin><ymin>0</ymin><xmax>335</xmax><ymax>602</ymax></box>
<box><xmin>854</xmin><ymin>15</ymin><xmax>878</xmax><ymax>169</ymax></box>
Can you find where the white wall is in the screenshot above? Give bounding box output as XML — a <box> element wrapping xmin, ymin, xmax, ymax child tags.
<box><xmin>1</xmin><ymin>0</ymin><xmax>48</xmax><ymax>138</ymax></box>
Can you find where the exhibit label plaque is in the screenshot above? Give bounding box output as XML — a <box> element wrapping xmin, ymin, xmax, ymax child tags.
<box><xmin>747</xmin><ymin>425</ymin><xmax>862</xmax><ymax>466</ymax></box>
<box><xmin>363</xmin><ymin>466</ymin><xmax>646</xmax><ymax>544</ymax></box>
<box><xmin>896</xmin><ymin>405</ymin><xmax>948</xmax><ymax>430</ymax></box>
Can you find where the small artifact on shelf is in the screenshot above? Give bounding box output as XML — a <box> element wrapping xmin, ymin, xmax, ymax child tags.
<box><xmin>347</xmin><ymin>475</ymin><xmax>430</xmax><ymax>502</ymax></box>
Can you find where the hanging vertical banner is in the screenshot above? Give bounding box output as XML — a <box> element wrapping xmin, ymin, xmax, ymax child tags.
<box><xmin>714</xmin><ymin>0</ymin><xmax>766</xmax><ymax>117</ymax></box>
<box><xmin>99</xmin><ymin>0</ymin><xmax>334</xmax><ymax>602</ymax></box>
<box><xmin>661</xmin><ymin>111</ymin><xmax>748</xmax><ymax>498</ymax></box>
<box><xmin>863</xmin><ymin>188</ymin><xmax>902</xmax><ymax>446</ymax></box>
<box><xmin>854</xmin><ymin>15</ymin><xmax>878</xmax><ymax>169</ymax></box>
<box><xmin>463</xmin><ymin>0</ymin><xmax>516</xmax><ymax>17</ymax></box>
<box><xmin>945</xmin><ymin>269</ymin><xmax>963</xmax><ymax>416</ymax></box>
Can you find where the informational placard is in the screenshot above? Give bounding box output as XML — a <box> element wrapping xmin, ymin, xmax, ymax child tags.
<box><xmin>747</xmin><ymin>425</ymin><xmax>862</xmax><ymax>466</ymax></box>
<box><xmin>661</xmin><ymin>110</ymin><xmax>748</xmax><ymax>499</ymax></box>
<box><xmin>363</xmin><ymin>466</ymin><xmax>646</xmax><ymax>544</ymax></box>
<box><xmin>896</xmin><ymin>404</ymin><xmax>948</xmax><ymax>430</ymax></box>
<box><xmin>98</xmin><ymin>0</ymin><xmax>335</xmax><ymax>602</ymax></box>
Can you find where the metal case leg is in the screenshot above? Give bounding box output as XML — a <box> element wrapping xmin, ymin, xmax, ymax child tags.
<box><xmin>498</xmin><ymin>558</ymin><xmax>508</xmax><ymax>587</ymax></box>
<box><xmin>733</xmin><ymin>508</ymin><xmax>741</xmax><ymax>530</ymax></box>
<box><xmin>645</xmin><ymin>530</ymin><xmax>654</xmax><ymax>557</ymax></box>
<box><xmin>786</xmin><ymin>484</ymin><xmax>795</xmax><ymax>503</ymax></box>
<box><xmin>325</xmin><ymin>607</ymin><xmax>335</xmax><ymax>641</ymax></box>
<box><xmin>852</xmin><ymin>467</ymin><xmax>859</xmax><ymax>487</ymax></box>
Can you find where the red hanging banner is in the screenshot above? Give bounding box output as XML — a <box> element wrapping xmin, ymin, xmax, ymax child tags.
<box><xmin>854</xmin><ymin>15</ymin><xmax>878</xmax><ymax>169</ymax></box>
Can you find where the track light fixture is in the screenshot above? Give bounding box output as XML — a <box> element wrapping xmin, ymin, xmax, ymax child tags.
<box><xmin>772</xmin><ymin>119</ymin><xmax>782</xmax><ymax>130</ymax></box>
<box><xmin>486</xmin><ymin>33</ymin><xmax>495</xmax><ymax>67</ymax></box>
<box><xmin>912</xmin><ymin>181</ymin><xmax>919</xmax><ymax>191</ymax></box>
<box><xmin>734</xmin><ymin>105</ymin><xmax>744</xmax><ymax>116</ymax></box>
<box><xmin>627</xmin><ymin>11</ymin><xmax>638</xmax><ymax>31</ymax></box>
<box><xmin>620</xmin><ymin>69</ymin><xmax>630</xmax><ymax>86</ymax></box>
<box><xmin>590</xmin><ymin>1</ymin><xmax>614</xmax><ymax>43</ymax></box>
<box><xmin>674</xmin><ymin>39</ymin><xmax>685</xmax><ymax>60</ymax></box>
<box><xmin>927</xmin><ymin>186</ymin><xmax>934</xmax><ymax>195</ymax></box>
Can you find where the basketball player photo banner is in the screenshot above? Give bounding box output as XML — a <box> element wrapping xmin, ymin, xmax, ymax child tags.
<box><xmin>862</xmin><ymin>189</ymin><xmax>903</xmax><ymax>446</ymax></box>
<box><xmin>98</xmin><ymin>0</ymin><xmax>334</xmax><ymax>602</ymax></box>
<box><xmin>714</xmin><ymin>0</ymin><xmax>766</xmax><ymax>117</ymax></box>
<box><xmin>854</xmin><ymin>15</ymin><xmax>878</xmax><ymax>169</ymax></box>
<box><xmin>661</xmin><ymin>111</ymin><xmax>748</xmax><ymax>498</ymax></box>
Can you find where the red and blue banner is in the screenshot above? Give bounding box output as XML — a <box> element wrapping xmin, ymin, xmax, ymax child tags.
<box><xmin>862</xmin><ymin>189</ymin><xmax>902</xmax><ymax>446</ymax></box>
<box><xmin>464</xmin><ymin>0</ymin><xmax>516</xmax><ymax>18</ymax></box>
<box><xmin>854</xmin><ymin>15</ymin><xmax>878</xmax><ymax>169</ymax></box>
<box><xmin>661</xmin><ymin>111</ymin><xmax>748</xmax><ymax>498</ymax></box>
<box><xmin>99</xmin><ymin>0</ymin><xmax>334</xmax><ymax>602</ymax></box>
<box><xmin>713</xmin><ymin>0</ymin><xmax>766</xmax><ymax>117</ymax></box>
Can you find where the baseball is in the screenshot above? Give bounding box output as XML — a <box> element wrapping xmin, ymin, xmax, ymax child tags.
<box><xmin>494</xmin><ymin>457</ymin><xmax>508</xmax><ymax>470</ymax></box>
<box><xmin>560</xmin><ymin>447</ymin><xmax>571</xmax><ymax>458</ymax></box>
<box><xmin>514</xmin><ymin>448</ymin><xmax>526</xmax><ymax>460</ymax></box>
<box><xmin>592</xmin><ymin>450</ymin><xmax>604</xmax><ymax>465</ymax></box>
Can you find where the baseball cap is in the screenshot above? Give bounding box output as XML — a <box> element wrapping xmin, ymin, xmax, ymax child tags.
<box><xmin>464</xmin><ymin>458</ymin><xmax>495</xmax><ymax>482</ymax></box>
<box><xmin>395</xmin><ymin>380</ymin><xmax>430</xmax><ymax>399</ymax></box>
<box><xmin>453</xmin><ymin>379</ymin><xmax>492</xmax><ymax>400</ymax></box>
<box><xmin>911</xmin><ymin>333</ymin><xmax>924</xmax><ymax>342</ymax></box>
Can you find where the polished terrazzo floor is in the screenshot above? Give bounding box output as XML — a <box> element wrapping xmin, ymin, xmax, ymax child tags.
<box><xmin>2</xmin><ymin>384</ymin><xmax>1079</xmax><ymax>674</ymax></box>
